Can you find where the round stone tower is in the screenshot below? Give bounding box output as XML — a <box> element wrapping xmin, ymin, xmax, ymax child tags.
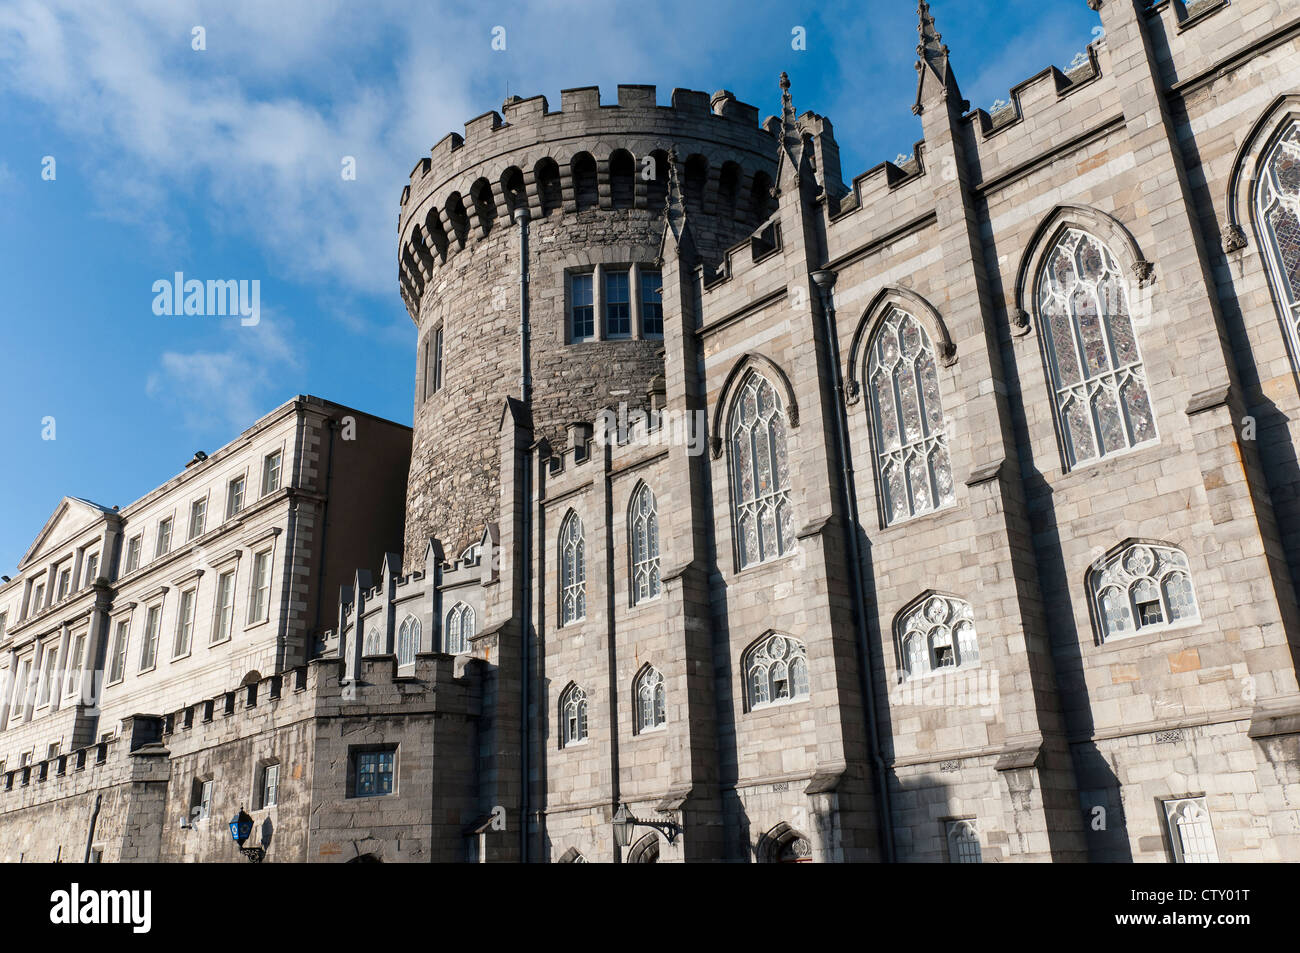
<box><xmin>397</xmin><ymin>84</ymin><xmax>780</xmax><ymax>562</ymax></box>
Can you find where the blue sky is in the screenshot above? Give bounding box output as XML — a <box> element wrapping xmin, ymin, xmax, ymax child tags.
<box><xmin>0</xmin><ymin>0</ymin><xmax>1100</xmax><ymax>572</ymax></box>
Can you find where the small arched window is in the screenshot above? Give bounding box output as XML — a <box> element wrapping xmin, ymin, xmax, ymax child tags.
<box><xmin>363</xmin><ymin>627</ymin><xmax>382</xmax><ymax>656</ymax></box>
<box><xmin>1088</xmin><ymin>542</ymin><xmax>1199</xmax><ymax>642</ymax></box>
<box><xmin>635</xmin><ymin>666</ymin><xmax>666</xmax><ymax>733</ymax></box>
<box><xmin>444</xmin><ymin>602</ymin><xmax>474</xmax><ymax>654</ymax></box>
<box><xmin>742</xmin><ymin>634</ymin><xmax>810</xmax><ymax>711</ymax></box>
<box><xmin>1163</xmin><ymin>797</ymin><xmax>1219</xmax><ymax>863</ymax></box>
<box><xmin>728</xmin><ymin>370</ymin><xmax>794</xmax><ymax>569</ymax></box>
<box><xmin>895</xmin><ymin>594</ymin><xmax>978</xmax><ymax>680</ymax></box>
<box><xmin>866</xmin><ymin>306</ymin><xmax>954</xmax><ymax>525</ymax></box>
<box><xmin>560</xmin><ymin>512</ymin><xmax>586</xmax><ymax>625</ymax></box>
<box><xmin>560</xmin><ymin>683</ymin><xmax>588</xmax><ymax>747</ymax></box>
<box><xmin>1037</xmin><ymin>227</ymin><xmax>1157</xmax><ymax>466</ymax></box>
<box><xmin>1256</xmin><ymin>120</ymin><xmax>1300</xmax><ymax>359</ymax></box>
<box><xmin>946</xmin><ymin>820</ymin><xmax>982</xmax><ymax>864</ymax></box>
<box><xmin>396</xmin><ymin>615</ymin><xmax>420</xmax><ymax>666</ymax></box>
<box><xmin>629</xmin><ymin>483</ymin><xmax>661</xmax><ymax>604</ymax></box>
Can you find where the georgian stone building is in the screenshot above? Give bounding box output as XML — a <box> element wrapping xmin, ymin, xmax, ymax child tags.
<box><xmin>0</xmin><ymin>397</ymin><xmax>411</xmax><ymax>861</ymax></box>
<box><xmin>3</xmin><ymin>0</ymin><xmax>1300</xmax><ymax>864</ymax></box>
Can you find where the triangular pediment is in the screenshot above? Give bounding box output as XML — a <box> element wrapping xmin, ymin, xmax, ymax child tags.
<box><xmin>17</xmin><ymin>497</ymin><xmax>114</xmax><ymax>571</ymax></box>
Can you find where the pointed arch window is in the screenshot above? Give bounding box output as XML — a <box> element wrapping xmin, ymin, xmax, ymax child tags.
<box><xmin>946</xmin><ymin>820</ymin><xmax>982</xmax><ymax>864</ymax></box>
<box><xmin>742</xmin><ymin>634</ymin><xmax>810</xmax><ymax>711</ymax></box>
<box><xmin>560</xmin><ymin>683</ymin><xmax>588</xmax><ymax>747</ymax></box>
<box><xmin>1088</xmin><ymin>542</ymin><xmax>1199</xmax><ymax>643</ymax></box>
<box><xmin>444</xmin><ymin>602</ymin><xmax>474</xmax><ymax>654</ymax></box>
<box><xmin>1256</xmin><ymin>120</ymin><xmax>1300</xmax><ymax>359</ymax></box>
<box><xmin>1163</xmin><ymin>797</ymin><xmax>1219</xmax><ymax>863</ymax></box>
<box><xmin>1037</xmin><ymin>227</ymin><xmax>1157</xmax><ymax>466</ymax></box>
<box><xmin>629</xmin><ymin>483</ymin><xmax>661</xmax><ymax>605</ymax></box>
<box><xmin>635</xmin><ymin>666</ymin><xmax>666</xmax><ymax>733</ymax></box>
<box><xmin>560</xmin><ymin>512</ymin><xmax>586</xmax><ymax>625</ymax></box>
<box><xmin>866</xmin><ymin>306</ymin><xmax>954</xmax><ymax>524</ymax></box>
<box><xmin>896</xmin><ymin>594</ymin><xmax>978</xmax><ymax>680</ymax></box>
<box><xmin>396</xmin><ymin>615</ymin><xmax>420</xmax><ymax>666</ymax></box>
<box><xmin>728</xmin><ymin>370</ymin><xmax>794</xmax><ymax>569</ymax></box>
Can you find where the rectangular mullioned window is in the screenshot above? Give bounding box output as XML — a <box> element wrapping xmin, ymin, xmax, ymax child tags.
<box><xmin>108</xmin><ymin>618</ymin><xmax>129</xmax><ymax>684</ymax></box>
<box><xmin>261</xmin><ymin>451</ymin><xmax>282</xmax><ymax>496</ymax></box>
<box><xmin>570</xmin><ymin>273</ymin><xmax>595</xmax><ymax>342</ymax></box>
<box><xmin>227</xmin><ymin>476</ymin><xmax>246</xmax><ymax>519</ymax></box>
<box><xmin>641</xmin><ymin>270</ymin><xmax>664</xmax><ymax>337</ymax></box>
<box><xmin>66</xmin><ymin>632</ymin><xmax>86</xmax><ymax>698</ymax></box>
<box><xmin>174</xmin><ymin>589</ymin><xmax>196</xmax><ymax>658</ymax></box>
<box><xmin>155</xmin><ymin>517</ymin><xmax>173</xmax><ymax>559</ymax></box>
<box><xmin>125</xmin><ymin>536</ymin><xmax>142</xmax><ymax>574</ymax></box>
<box><xmin>349</xmin><ymin>747</ymin><xmax>396</xmax><ymax>798</ymax></box>
<box><xmin>605</xmin><ymin>270</ymin><xmax>631</xmax><ymax>338</ymax></box>
<box><xmin>189</xmin><ymin>498</ymin><xmax>207</xmax><ymax>540</ymax></box>
<box><xmin>248</xmin><ymin>550</ymin><xmax>272</xmax><ymax>625</ymax></box>
<box><xmin>140</xmin><ymin>604</ymin><xmax>162</xmax><ymax>672</ymax></box>
<box><xmin>213</xmin><ymin>569</ymin><xmax>236</xmax><ymax>643</ymax></box>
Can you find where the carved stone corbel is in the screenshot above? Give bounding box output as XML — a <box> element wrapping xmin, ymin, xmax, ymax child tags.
<box><xmin>1221</xmin><ymin>222</ymin><xmax>1248</xmax><ymax>254</ymax></box>
<box><xmin>1132</xmin><ymin>260</ymin><xmax>1156</xmax><ymax>287</ymax></box>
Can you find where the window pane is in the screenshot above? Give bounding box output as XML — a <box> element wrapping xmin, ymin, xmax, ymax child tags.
<box><xmin>641</xmin><ymin>270</ymin><xmax>663</xmax><ymax>336</ymax></box>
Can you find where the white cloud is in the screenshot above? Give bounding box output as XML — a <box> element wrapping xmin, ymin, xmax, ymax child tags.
<box><xmin>145</xmin><ymin>310</ymin><xmax>302</xmax><ymax>432</ymax></box>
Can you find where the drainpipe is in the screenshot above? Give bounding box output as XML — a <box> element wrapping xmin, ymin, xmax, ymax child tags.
<box><xmin>514</xmin><ymin>204</ymin><xmax>533</xmax><ymax>862</ymax></box>
<box><xmin>811</xmin><ymin>269</ymin><xmax>896</xmax><ymax>863</ymax></box>
<box><xmin>312</xmin><ymin>418</ymin><xmax>338</xmax><ymax>656</ymax></box>
<box><xmin>83</xmin><ymin>793</ymin><xmax>102</xmax><ymax>862</ymax></box>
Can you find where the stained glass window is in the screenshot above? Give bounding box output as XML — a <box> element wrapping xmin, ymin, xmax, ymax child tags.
<box><xmin>1089</xmin><ymin>542</ymin><xmax>1199</xmax><ymax>642</ymax></box>
<box><xmin>397</xmin><ymin>614</ymin><xmax>420</xmax><ymax>665</ymax></box>
<box><xmin>560</xmin><ymin>512</ymin><xmax>586</xmax><ymax>625</ymax></box>
<box><xmin>560</xmin><ymin>684</ymin><xmax>588</xmax><ymax>747</ymax></box>
<box><xmin>635</xmin><ymin>666</ymin><xmax>666</xmax><ymax>732</ymax></box>
<box><xmin>1037</xmin><ymin>228</ymin><xmax>1157</xmax><ymax>466</ymax></box>
<box><xmin>1257</xmin><ymin>120</ymin><xmax>1300</xmax><ymax>361</ymax></box>
<box><xmin>630</xmin><ymin>483</ymin><xmax>661</xmax><ymax>605</ymax></box>
<box><xmin>743</xmin><ymin>634</ymin><xmax>810</xmax><ymax>711</ymax></box>
<box><xmin>728</xmin><ymin>371</ymin><xmax>795</xmax><ymax>568</ymax></box>
<box><xmin>896</xmin><ymin>594</ymin><xmax>978</xmax><ymax>680</ymax></box>
<box><xmin>444</xmin><ymin>603</ymin><xmax>473</xmax><ymax>654</ymax></box>
<box><xmin>867</xmin><ymin>306</ymin><xmax>954</xmax><ymax>524</ymax></box>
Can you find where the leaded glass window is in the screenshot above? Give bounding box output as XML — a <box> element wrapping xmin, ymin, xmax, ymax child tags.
<box><xmin>1257</xmin><ymin>120</ymin><xmax>1300</xmax><ymax>360</ymax></box>
<box><xmin>1163</xmin><ymin>798</ymin><xmax>1218</xmax><ymax>863</ymax></box>
<box><xmin>444</xmin><ymin>603</ymin><xmax>473</xmax><ymax>654</ymax></box>
<box><xmin>1089</xmin><ymin>542</ymin><xmax>1199</xmax><ymax>642</ymax></box>
<box><xmin>560</xmin><ymin>512</ymin><xmax>586</xmax><ymax>625</ymax></box>
<box><xmin>630</xmin><ymin>483</ymin><xmax>661</xmax><ymax>604</ymax></box>
<box><xmin>397</xmin><ymin>614</ymin><xmax>420</xmax><ymax>665</ymax></box>
<box><xmin>946</xmin><ymin>820</ymin><xmax>982</xmax><ymax>864</ymax></box>
<box><xmin>635</xmin><ymin>666</ymin><xmax>666</xmax><ymax>732</ymax></box>
<box><xmin>867</xmin><ymin>306</ymin><xmax>954</xmax><ymax>524</ymax></box>
<box><xmin>728</xmin><ymin>371</ymin><xmax>794</xmax><ymax>569</ymax></box>
<box><xmin>1037</xmin><ymin>228</ymin><xmax>1157</xmax><ymax>466</ymax></box>
<box><xmin>743</xmin><ymin>634</ymin><xmax>810</xmax><ymax>711</ymax></box>
<box><xmin>560</xmin><ymin>683</ymin><xmax>588</xmax><ymax>747</ymax></box>
<box><xmin>896</xmin><ymin>594</ymin><xmax>978</xmax><ymax>680</ymax></box>
<box><xmin>353</xmin><ymin>749</ymin><xmax>395</xmax><ymax>798</ymax></box>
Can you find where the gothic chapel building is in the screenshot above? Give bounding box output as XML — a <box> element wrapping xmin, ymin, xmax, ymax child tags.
<box><xmin>3</xmin><ymin>0</ymin><xmax>1300</xmax><ymax>863</ymax></box>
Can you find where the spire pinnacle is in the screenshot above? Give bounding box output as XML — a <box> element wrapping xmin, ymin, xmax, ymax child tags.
<box><xmin>917</xmin><ymin>1</ymin><xmax>949</xmax><ymax>67</ymax></box>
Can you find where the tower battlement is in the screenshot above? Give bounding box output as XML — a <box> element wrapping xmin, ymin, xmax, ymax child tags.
<box><xmin>396</xmin><ymin>84</ymin><xmax>788</xmax><ymax>318</ymax></box>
